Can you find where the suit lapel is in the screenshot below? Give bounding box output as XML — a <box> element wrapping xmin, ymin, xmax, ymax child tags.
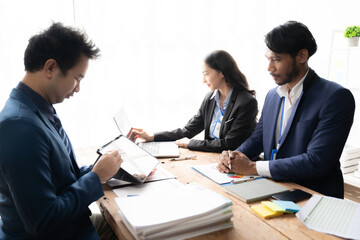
<box><xmin>278</xmin><ymin>92</ymin><xmax>304</xmax><ymax>150</ymax></box>
<box><xmin>36</xmin><ymin>110</ymin><xmax>79</xmax><ymax>175</ymax></box>
<box><xmin>205</xmin><ymin>94</ymin><xmax>216</xmax><ymax>138</ymax></box>
<box><xmin>220</xmin><ymin>89</ymin><xmax>237</xmax><ymax>135</ymax></box>
<box><xmin>12</xmin><ymin>88</ymin><xmax>78</xmax><ymax>175</ymax></box>
<box><xmin>269</xmin><ymin>96</ymin><xmax>283</xmax><ymax>150</ymax></box>
<box><xmin>38</xmin><ymin>111</ymin><xmax>72</xmax><ymax>155</ymax></box>
<box><xmin>276</xmin><ymin>68</ymin><xmax>319</xmax><ymax>151</ymax></box>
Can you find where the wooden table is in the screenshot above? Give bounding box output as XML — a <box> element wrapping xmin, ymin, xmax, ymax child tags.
<box><xmin>75</xmin><ymin>147</ymin><xmax>341</xmax><ymax>240</ymax></box>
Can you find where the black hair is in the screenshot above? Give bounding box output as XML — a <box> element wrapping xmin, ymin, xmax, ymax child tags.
<box><xmin>204</xmin><ymin>50</ymin><xmax>255</xmax><ymax>96</ymax></box>
<box><xmin>24</xmin><ymin>22</ymin><xmax>100</xmax><ymax>74</ymax></box>
<box><xmin>265</xmin><ymin>21</ymin><xmax>317</xmax><ymax>58</ymax></box>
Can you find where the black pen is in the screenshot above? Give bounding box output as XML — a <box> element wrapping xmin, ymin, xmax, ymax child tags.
<box><xmin>91</xmin><ymin>154</ymin><xmax>101</xmax><ymax>170</ymax></box>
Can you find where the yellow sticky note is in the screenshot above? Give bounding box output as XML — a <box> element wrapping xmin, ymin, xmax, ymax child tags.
<box><xmin>251</xmin><ymin>204</ymin><xmax>283</xmax><ymax>219</ymax></box>
<box><xmin>262</xmin><ymin>201</ymin><xmax>294</xmax><ymax>214</ymax></box>
<box><xmin>262</xmin><ymin>201</ymin><xmax>285</xmax><ymax>212</ymax></box>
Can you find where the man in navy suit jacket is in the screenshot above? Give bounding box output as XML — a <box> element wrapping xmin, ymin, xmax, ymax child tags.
<box><xmin>0</xmin><ymin>23</ymin><xmax>122</xmax><ymax>239</ymax></box>
<box><xmin>217</xmin><ymin>21</ymin><xmax>355</xmax><ymax>198</ymax></box>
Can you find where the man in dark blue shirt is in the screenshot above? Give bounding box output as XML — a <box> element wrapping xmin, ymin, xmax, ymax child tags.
<box><xmin>0</xmin><ymin>22</ymin><xmax>122</xmax><ymax>239</ymax></box>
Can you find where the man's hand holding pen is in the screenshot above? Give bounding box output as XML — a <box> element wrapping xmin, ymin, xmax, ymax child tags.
<box><xmin>92</xmin><ymin>150</ymin><xmax>123</xmax><ymax>183</ymax></box>
<box><xmin>217</xmin><ymin>150</ymin><xmax>257</xmax><ymax>175</ymax></box>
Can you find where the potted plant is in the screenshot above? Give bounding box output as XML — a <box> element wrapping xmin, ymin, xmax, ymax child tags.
<box><xmin>344</xmin><ymin>26</ymin><xmax>360</xmax><ymax>47</ymax></box>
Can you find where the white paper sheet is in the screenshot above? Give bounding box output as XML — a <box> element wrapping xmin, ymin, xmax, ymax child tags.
<box><xmin>192</xmin><ymin>163</ymin><xmax>259</xmax><ymax>185</ymax></box>
<box><xmin>296</xmin><ymin>194</ymin><xmax>360</xmax><ymax>239</ymax></box>
<box><xmin>113</xmin><ymin>178</ymin><xmax>184</xmax><ymax>198</ymax></box>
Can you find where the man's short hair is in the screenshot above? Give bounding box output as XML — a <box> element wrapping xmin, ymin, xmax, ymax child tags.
<box><xmin>24</xmin><ymin>22</ymin><xmax>100</xmax><ymax>74</ymax></box>
<box><xmin>265</xmin><ymin>21</ymin><xmax>317</xmax><ymax>58</ymax></box>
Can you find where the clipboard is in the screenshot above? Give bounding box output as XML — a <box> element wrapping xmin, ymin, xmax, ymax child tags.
<box><xmin>97</xmin><ymin>135</ymin><xmax>159</xmax><ymax>184</ymax></box>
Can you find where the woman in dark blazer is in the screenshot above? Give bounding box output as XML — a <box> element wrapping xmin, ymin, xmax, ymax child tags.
<box><xmin>131</xmin><ymin>50</ymin><xmax>258</xmax><ymax>153</ymax></box>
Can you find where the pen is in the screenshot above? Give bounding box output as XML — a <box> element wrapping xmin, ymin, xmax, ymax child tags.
<box><xmin>231</xmin><ymin>176</ymin><xmax>256</xmax><ymax>184</ymax></box>
<box><xmin>91</xmin><ymin>154</ymin><xmax>101</xmax><ymax>170</ymax></box>
<box><xmin>170</xmin><ymin>155</ymin><xmax>197</xmax><ymax>161</ymax></box>
<box><xmin>228</xmin><ymin>150</ymin><xmax>231</xmax><ymax>171</ymax></box>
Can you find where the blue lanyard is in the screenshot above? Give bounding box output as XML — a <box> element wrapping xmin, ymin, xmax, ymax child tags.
<box><xmin>271</xmin><ymin>97</ymin><xmax>285</xmax><ymax>160</ymax></box>
<box><xmin>219</xmin><ymin>102</ymin><xmax>226</xmax><ymax>117</ymax></box>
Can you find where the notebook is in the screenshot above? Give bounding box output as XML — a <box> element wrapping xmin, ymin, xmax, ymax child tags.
<box><xmin>113</xmin><ymin>108</ymin><xmax>180</xmax><ymax>158</ymax></box>
<box><xmin>224</xmin><ymin>178</ymin><xmax>290</xmax><ymax>203</ymax></box>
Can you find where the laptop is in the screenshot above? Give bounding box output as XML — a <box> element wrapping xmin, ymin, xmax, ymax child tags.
<box><xmin>113</xmin><ymin>108</ymin><xmax>180</xmax><ymax>158</ymax></box>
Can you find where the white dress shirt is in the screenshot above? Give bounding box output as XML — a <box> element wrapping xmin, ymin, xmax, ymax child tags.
<box><xmin>256</xmin><ymin>69</ymin><xmax>309</xmax><ymax>177</ymax></box>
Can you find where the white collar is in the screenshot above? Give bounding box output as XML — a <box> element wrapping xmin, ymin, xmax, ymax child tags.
<box><xmin>276</xmin><ymin>69</ymin><xmax>309</xmax><ymax>104</ymax></box>
<box><xmin>210</xmin><ymin>88</ymin><xmax>233</xmax><ymax>101</ymax></box>
<box><xmin>210</xmin><ymin>90</ymin><xmax>217</xmax><ymax>100</ymax></box>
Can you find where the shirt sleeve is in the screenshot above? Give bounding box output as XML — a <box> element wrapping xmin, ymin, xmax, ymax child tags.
<box><xmin>256</xmin><ymin>161</ymin><xmax>272</xmax><ymax>178</ymax></box>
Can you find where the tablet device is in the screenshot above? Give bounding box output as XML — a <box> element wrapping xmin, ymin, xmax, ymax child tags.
<box><xmin>272</xmin><ymin>189</ymin><xmax>312</xmax><ymax>202</ymax></box>
<box><xmin>97</xmin><ymin>135</ymin><xmax>159</xmax><ymax>184</ymax></box>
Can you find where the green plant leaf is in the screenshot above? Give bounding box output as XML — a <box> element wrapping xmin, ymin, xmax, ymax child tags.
<box><xmin>344</xmin><ymin>26</ymin><xmax>360</xmax><ymax>38</ymax></box>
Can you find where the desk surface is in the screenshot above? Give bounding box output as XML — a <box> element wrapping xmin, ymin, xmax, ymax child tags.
<box><xmin>75</xmin><ymin>147</ymin><xmax>341</xmax><ymax>240</ymax></box>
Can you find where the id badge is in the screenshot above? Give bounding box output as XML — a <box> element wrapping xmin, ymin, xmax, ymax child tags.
<box><xmin>212</xmin><ymin>119</ymin><xmax>221</xmax><ymax>139</ymax></box>
<box><xmin>270</xmin><ymin>149</ymin><xmax>278</xmax><ymax>160</ymax></box>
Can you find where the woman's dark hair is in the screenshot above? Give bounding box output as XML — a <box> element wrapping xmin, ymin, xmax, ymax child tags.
<box><xmin>265</xmin><ymin>21</ymin><xmax>317</xmax><ymax>58</ymax></box>
<box><xmin>24</xmin><ymin>22</ymin><xmax>100</xmax><ymax>74</ymax></box>
<box><xmin>204</xmin><ymin>50</ymin><xmax>255</xmax><ymax>96</ymax></box>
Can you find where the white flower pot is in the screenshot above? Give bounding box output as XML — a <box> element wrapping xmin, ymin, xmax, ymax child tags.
<box><xmin>348</xmin><ymin>37</ymin><xmax>359</xmax><ymax>47</ymax></box>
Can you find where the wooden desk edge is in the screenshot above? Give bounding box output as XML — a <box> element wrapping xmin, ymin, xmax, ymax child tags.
<box><xmin>97</xmin><ymin>184</ymin><xmax>135</xmax><ymax>240</ymax></box>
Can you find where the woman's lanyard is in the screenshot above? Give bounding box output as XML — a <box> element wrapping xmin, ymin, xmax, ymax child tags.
<box><xmin>211</xmin><ymin>107</ymin><xmax>225</xmax><ymax>139</ymax></box>
<box><xmin>270</xmin><ymin>97</ymin><xmax>285</xmax><ymax>160</ymax></box>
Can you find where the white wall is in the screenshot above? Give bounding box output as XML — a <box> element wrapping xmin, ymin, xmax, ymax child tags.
<box><xmin>1</xmin><ymin>0</ymin><xmax>359</xmax><ymax>149</ymax></box>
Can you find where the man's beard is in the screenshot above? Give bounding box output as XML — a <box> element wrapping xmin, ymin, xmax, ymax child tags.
<box><xmin>277</xmin><ymin>59</ymin><xmax>299</xmax><ymax>86</ymax></box>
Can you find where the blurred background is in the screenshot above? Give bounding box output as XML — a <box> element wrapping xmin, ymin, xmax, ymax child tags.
<box><xmin>1</xmin><ymin>0</ymin><xmax>359</xmax><ymax>149</ymax></box>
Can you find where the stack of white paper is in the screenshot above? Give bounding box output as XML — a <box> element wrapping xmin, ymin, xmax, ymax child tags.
<box><xmin>354</xmin><ymin>167</ymin><xmax>360</xmax><ymax>178</ymax></box>
<box><xmin>115</xmin><ymin>185</ymin><xmax>233</xmax><ymax>240</ymax></box>
<box><xmin>340</xmin><ymin>145</ymin><xmax>360</xmax><ymax>174</ymax></box>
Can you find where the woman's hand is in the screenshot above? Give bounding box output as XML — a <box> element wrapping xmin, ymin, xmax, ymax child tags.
<box><xmin>127</xmin><ymin>128</ymin><xmax>154</xmax><ymax>142</ymax></box>
<box><xmin>175</xmin><ymin>138</ymin><xmax>191</xmax><ymax>148</ymax></box>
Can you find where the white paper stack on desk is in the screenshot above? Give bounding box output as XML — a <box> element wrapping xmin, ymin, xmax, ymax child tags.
<box><xmin>115</xmin><ymin>185</ymin><xmax>233</xmax><ymax>240</ymax></box>
<box><xmin>340</xmin><ymin>145</ymin><xmax>360</xmax><ymax>174</ymax></box>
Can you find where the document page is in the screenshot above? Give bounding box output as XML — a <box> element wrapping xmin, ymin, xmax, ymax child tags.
<box><xmin>113</xmin><ymin>179</ymin><xmax>183</xmax><ymax>198</ymax></box>
<box><xmin>192</xmin><ymin>163</ymin><xmax>259</xmax><ymax>185</ymax></box>
<box><xmin>107</xmin><ymin>165</ymin><xmax>176</xmax><ymax>187</ymax></box>
<box><xmin>99</xmin><ymin>136</ymin><xmax>159</xmax><ymax>183</ymax></box>
<box><xmin>296</xmin><ymin>194</ymin><xmax>360</xmax><ymax>239</ymax></box>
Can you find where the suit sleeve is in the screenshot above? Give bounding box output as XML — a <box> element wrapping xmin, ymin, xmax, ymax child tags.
<box><xmin>236</xmin><ymin>112</ymin><xmax>264</xmax><ymax>159</ymax></box>
<box><xmin>269</xmin><ymin>88</ymin><xmax>355</xmax><ymax>182</ymax></box>
<box><xmin>236</xmin><ymin>91</ymin><xmax>276</xmax><ymax>159</ymax></box>
<box><xmin>188</xmin><ymin>96</ymin><xmax>258</xmax><ymax>152</ymax></box>
<box><xmin>0</xmin><ymin>119</ymin><xmax>103</xmax><ymax>237</ymax></box>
